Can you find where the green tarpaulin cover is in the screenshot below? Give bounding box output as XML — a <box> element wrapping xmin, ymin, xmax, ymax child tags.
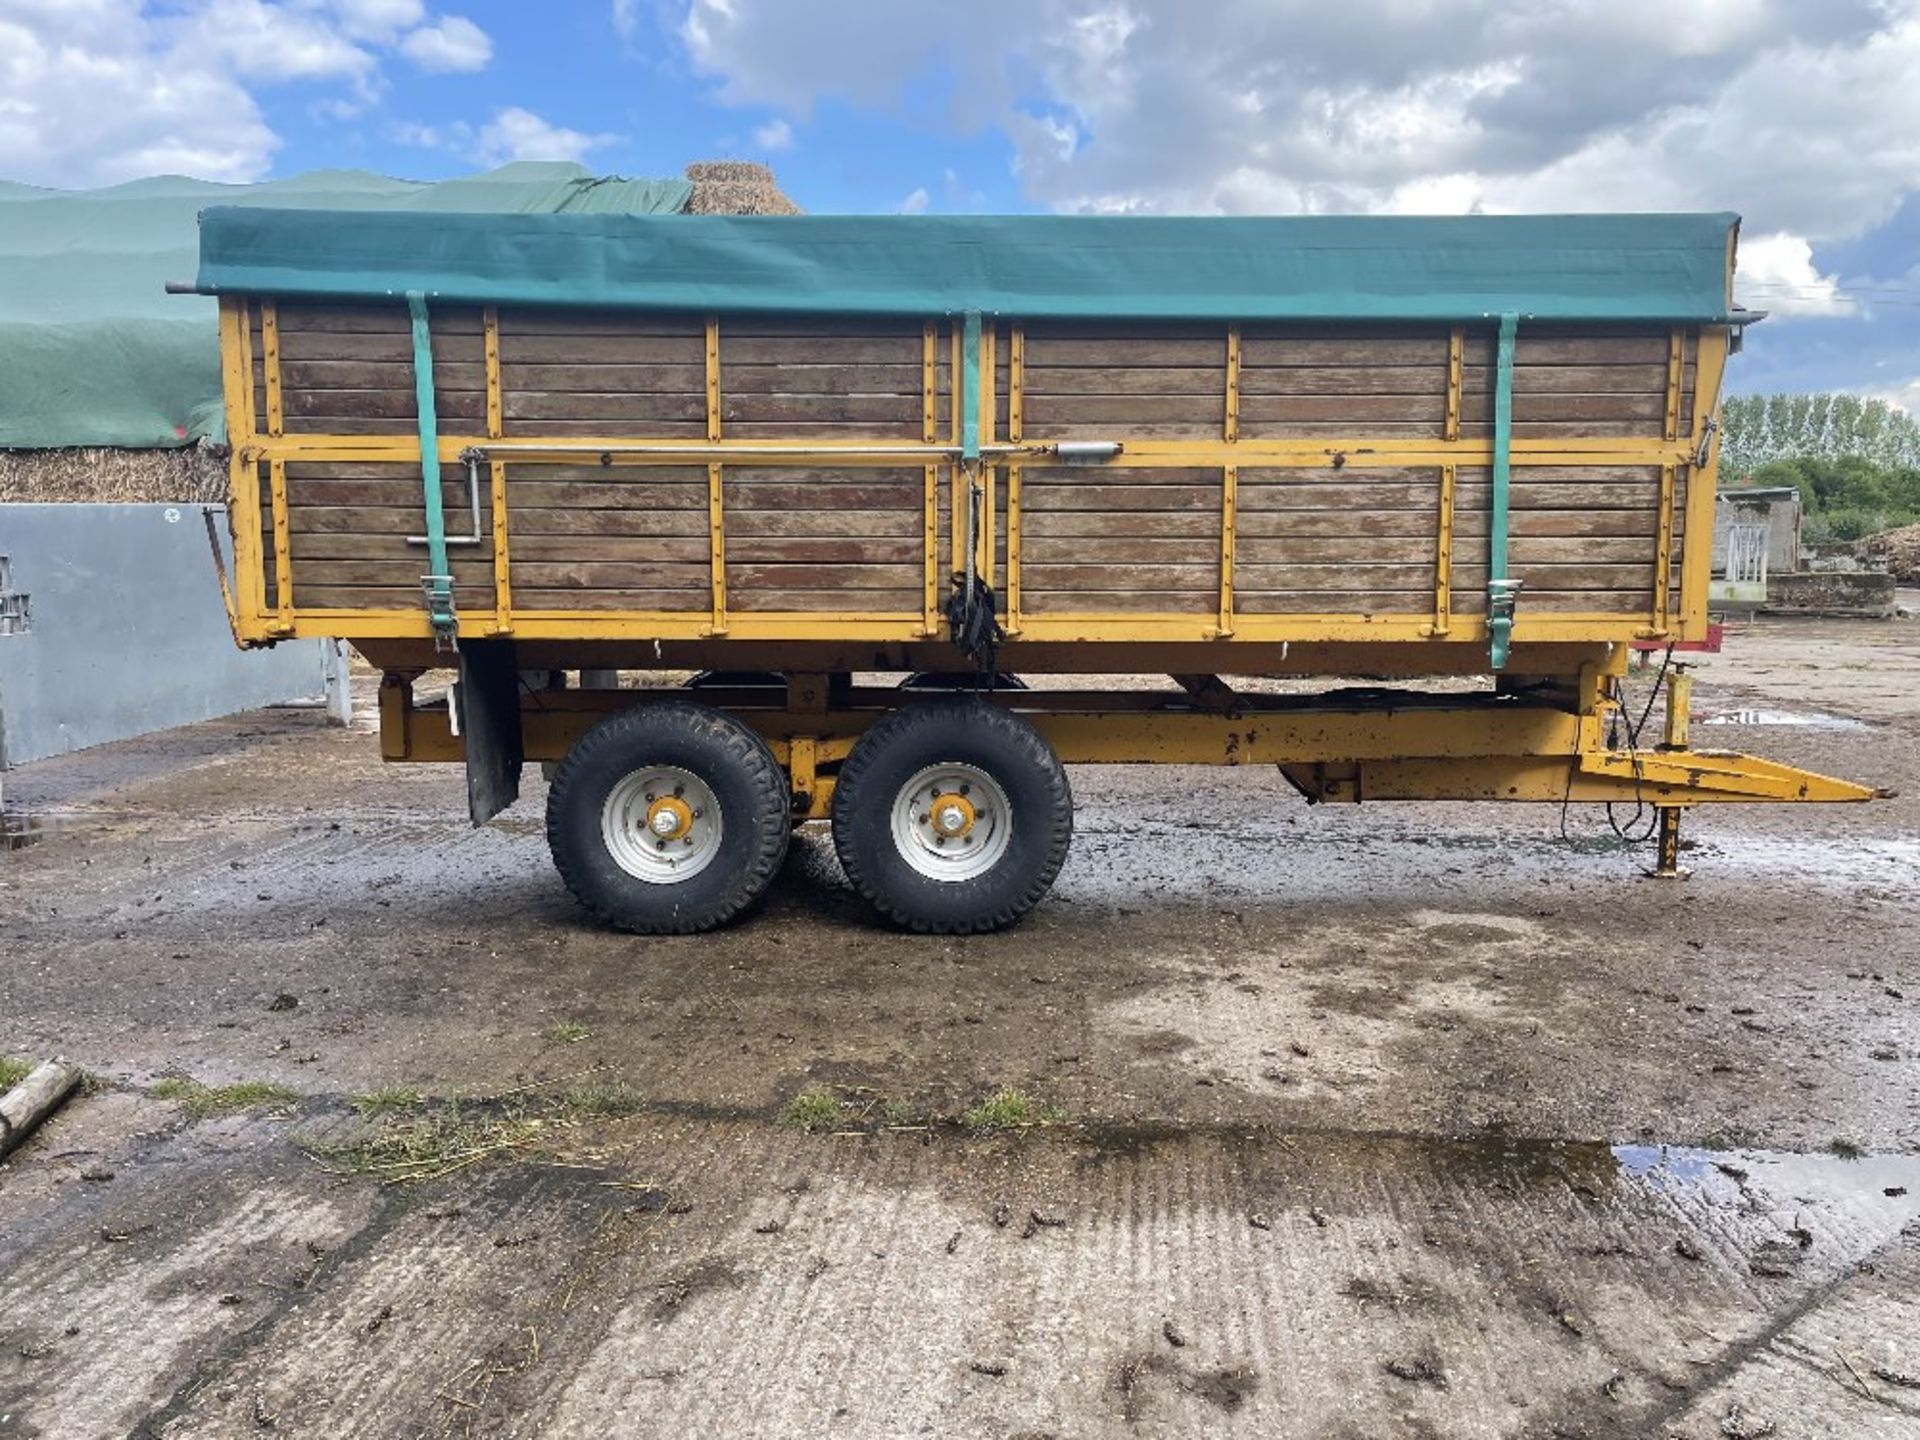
<box><xmin>195</xmin><ymin>210</ymin><xmax>1739</xmax><ymax>326</ymax></box>
<box><xmin>0</xmin><ymin>164</ymin><xmax>692</xmax><ymax>449</ymax></box>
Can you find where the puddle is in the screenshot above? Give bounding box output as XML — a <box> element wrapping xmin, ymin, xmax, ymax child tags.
<box><xmin>1614</xmin><ymin>1143</ymin><xmax>1920</xmax><ymax>1205</ymax></box>
<box><xmin>1695</xmin><ymin>707</ymin><xmax>1869</xmax><ymax>730</ymax></box>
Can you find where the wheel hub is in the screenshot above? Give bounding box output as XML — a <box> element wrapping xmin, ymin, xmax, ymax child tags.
<box><xmin>647</xmin><ymin>796</ymin><xmax>694</xmax><ymax>840</ymax></box>
<box><xmin>927</xmin><ymin>792</ymin><xmax>976</xmax><ymax>838</ymax></box>
<box><xmin>600</xmin><ymin>766</ymin><xmax>722</xmax><ymax>884</ymax></box>
<box><xmin>889</xmin><ymin>763</ymin><xmax>1012</xmax><ymax>881</ymax></box>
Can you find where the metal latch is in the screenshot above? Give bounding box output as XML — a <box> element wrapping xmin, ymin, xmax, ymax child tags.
<box><xmin>1487</xmin><ymin>578</ymin><xmax>1522</xmax><ymax>671</ymax></box>
<box><xmin>421</xmin><ymin>575</ymin><xmax>458</xmax><ymax>654</ymax></box>
<box><xmin>407</xmin><ymin>449</ymin><xmax>485</xmax><ymax>548</ymax></box>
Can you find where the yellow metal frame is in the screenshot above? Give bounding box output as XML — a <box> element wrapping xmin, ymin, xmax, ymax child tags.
<box><xmin>1006</xmin><ymin>322</ymin><xmax>1025</xmax><ymax>633</ymax></box>
<box><xmin>483</xmin><ymin>305</ymin><xmax>512</xmax><ymax>634</ymax></box>
<box><xmin>705</xmin><ymin>314</ymin><xmax>728</xmax><ymax>634</ymax></box>
<box><xmin>259</xmin><ymin>299</ymin><xmax>294</xmax><ymax>634</ymax></box>
<box><xmin>213</xmin><ymin>299</ymin><xmax>1734</xmax><ymax>654</ymax></box>
<box><xmin>922</xmin><ymin>321</ymin><xmax>940</xmax><ymax>634</ymax></box>
<box><xmin>376</xmin><ymin>681</ymin><xmax>1875</xmax><ymax>819</ymax></box>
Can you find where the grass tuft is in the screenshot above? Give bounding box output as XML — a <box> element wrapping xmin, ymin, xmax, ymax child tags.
<box><xmin>152</xmin><ymin>1077</ymin><xmax>299</xmax><ymax>1118</ymax></box>
<box><xmin>1829</xmin><ymin>1136</ymin><xmax>1868</xmax><ymax>1161</ymax></box>
<box><xmin>546</xmin><ymin>1021</ymin><xmax>592</xmax><ymax>1046</ymax></box>
<box><xmin>0</xmin><ymin>1056</ymin><xmax>34</xmax><ymax>1092</ymax></box>
<box><xmin>549</xmin><ymin>1079</ymin><xmax>648</xmax><ymax>1117</ymax></box>
<box><xmin>350</xmin><ymin>1086</ymin><xmax>426</xmax><ymax>1117</ymax></box>
<box><xmin>962</xmin><ymin>1087</ymin><xmax>1060</xmax><ymax>1133</ymax></box>
<box><xmin>779</xmin><ymin>1088</ymin><xmax>847</xmax><ymax>1132</ymax></box>
<box><xmin>300</xmin><ymin>1103</ymin><xmax>550</xmax><ymax>1185</ymax></box>
<box><xmin>877</xmin><ymin>1098</ymin><xmax>924</xmax><ymax>1127</ymax></box>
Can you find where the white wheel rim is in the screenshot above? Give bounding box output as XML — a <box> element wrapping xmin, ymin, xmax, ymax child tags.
<box><xmin>889</xmin><ymin>762</ymin><xmax>1012</xmax><ymax>882</ymax></box>
<box><xmin>601</xmin><ymin>766</ymin><xmax>723</xmax><ymax>884</ymax></box>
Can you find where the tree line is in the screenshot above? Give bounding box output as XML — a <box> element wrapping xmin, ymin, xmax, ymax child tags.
<box><xmin>1720</xmin><ymin>393</ymin><xmax>1920</xmax><ymax>541</ymax></box>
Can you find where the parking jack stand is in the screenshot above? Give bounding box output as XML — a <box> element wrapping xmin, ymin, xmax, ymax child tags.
<box><xmin>1650</xmin><ymin>667</ymin><xmax>1692</xmax><ymax>879</ymax></box>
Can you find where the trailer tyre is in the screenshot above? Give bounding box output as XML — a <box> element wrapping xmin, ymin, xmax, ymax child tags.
<box><xmin>546</xmin><ymin>701</ymin><xmax>789</xmax><ymax>935</ymax></box>
<box><xmin>832</xmin><ymin>698</ymin><xmax>1071</xmax><ymax>934</ymax></box>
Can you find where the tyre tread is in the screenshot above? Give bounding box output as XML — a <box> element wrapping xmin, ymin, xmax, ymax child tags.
<box><xmin>832</xmin><ymin>698</ymin><xmax>1070</xmax><ymax>935</ymax></box>
<box><xmin>546</xmin><ymin>701</ymin><xmax>789</xmax><ymax>935</ymax></box>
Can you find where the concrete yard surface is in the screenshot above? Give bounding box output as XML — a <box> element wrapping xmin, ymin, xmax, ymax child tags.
<box><xmin>1</xmin><ymin>614</ymin><xmax>1917</xmax><ymax>1438</ymax></box>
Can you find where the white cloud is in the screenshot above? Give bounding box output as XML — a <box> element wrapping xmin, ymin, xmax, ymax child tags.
<box><xmin>897</xmin><ymin>186</ymin><xmax>930</xmax><ymax>214</ymax></box>
<box><xmin>0</xmin><ymin>0</ymin><xmax>498</xmax><ymax>186</ymax></box>
<box><xmin>172</xmin><ymin>0</ymin><xmax>378</xmax><ymax>85</ymax></box>
<box><xmin>1866</xmin><ymin>376</ymin><xmax>1920</xmax><ymax>413</ymax></box>
<box><xmin>751</xmin><ymin>117</ymin><xmax>793</xmax><ymax>151</ymax></box>
<box><xmin>1734</xmin><ymin>232</ymin><xmax>1856</xmax><ymax>318</ymax></box>
<box><xmin>678</xmin><ymin>0</ymin><xmax>1919</xmax><ymax>244</ymax></box>
<box><xmin>475</xmin><ymin>106</ymin><xmax>617</xmax><ymax>165</ymax></box>
<box><xmin>329</xmin><ymin>0</ymin><xmax>426</xmax><ymax>41</ymax></box>
<box><xmin>399</xmin><ymin>14</ymin><xmax>491</xmax><ymax>72</ymax></box>
<box><xmin>611</xmin><ymin>0</ymin><xmax>638</xmax><ymax>38</ymax></box>
<box><xmin>0</xmin><ymin>0</ymin><xmax>277</xmax><ymax>184</ymax></box>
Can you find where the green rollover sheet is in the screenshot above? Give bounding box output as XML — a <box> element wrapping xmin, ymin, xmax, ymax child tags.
<box><xmin>195</xmin><ymin>210</ymin><xmax>1740</xmax><ymax>324</ymax></box>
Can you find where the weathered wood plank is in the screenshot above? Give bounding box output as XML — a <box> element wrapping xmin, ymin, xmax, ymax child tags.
<box><xmin>725</xmin><ymin>562</ymin><xmax>920</xmax><ymax>589</ymax></box>
<box><xmin>1023</xmin><ymin>589</ymin><xmax>1217</xmax><ymax>614</ymax></box>
<box><xmin>504</xmin><ymin>392</ymin><xmax>708</xmax><ymax>422</ymax></box>
<box><xmin>726</xmin><ymin>537</ymin><xmax>924</xmax><ymax>565</ymax></box>
<box><xmin>727</xmin><ymin>508</ymin><xmax>922</xmax><ymax>539</ymax></box>
<box><xmin>287</xmin><ymin>558</ymin><xmax>494</xmax><ymax>587</ymax></box>
<box><xmin>280</xmin><ymin>360</ymin><xmax>488</xmax><ymax>392</ymax></box>
<box><xmin>1020</xmin><ymin>484</ymin><xmax>1224</xmax><ymax>513</ymax></box>
<box><xmin>1018</xmin><ymin>537</ymin><xmax>1225</xmax><ymax>565</ymax></box>
<box><xmin>283</xmin><ymin>388</ymin><xmax>487</xmax><ymax>421</ymax></box>
<box><xmin>499</xmin><ymin>334</ymin><xmax>707</xmax><ymax>365</ymax></box>
<box><xmin>1022</xmin><ymin>366</ymin><xmax>1228</xmax><ymax>396</ymax></box>
<box><xmin>727</xmin><ymin>588</ymin><xmax>924</xmax><ymax>612</ymax></box>
<box><xmin>510</xmin><ymin>561</ymin><xmax>711</xmax><ymax>590</ymax></box>
<box><xmin>1021</xmin><ymin>338</ymin><xmax>1226</xmax><ymax>368</ymax></box>
<box><xmin>721</xmin><ymin>393</ymin><xmax>922</xmax><ymax>428</ymax></box>
<box><xmin>1022</xmin><ymin>511</ymin><xmax>1223</xmax><ymax>539</ymax></box>
<box><xmin>1018</xmin><ymin>562</ymin><xmax>1220</xmax><ymax>590</ymax></box>
<box><xmin>497</xmin><ymin>310</ymin><xmax>703</xmax><ymax>338</ymax></box>
<box><xmin>499</xmin><ymin>588</ymin><xmax>712</xmax><ymax>612</ymax></box>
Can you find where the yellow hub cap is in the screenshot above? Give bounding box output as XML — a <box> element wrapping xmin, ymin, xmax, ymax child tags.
<box><xmin>646</xmin><ymin>795</ymin><xmax>695</xmax><ymax>841</ymax></box>
<box><xmin>927</xmin><ymin>791</ymin><xmax>976</xmax><ymax>838</ymax></box>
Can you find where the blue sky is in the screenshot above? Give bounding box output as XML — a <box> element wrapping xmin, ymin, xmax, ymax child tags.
<box><xmin>4</xmin><ymin>0</ymin><xmax>1918</xmax><ymax>404</ymax></box>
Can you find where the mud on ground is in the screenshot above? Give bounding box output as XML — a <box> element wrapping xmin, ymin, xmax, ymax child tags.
<box><xmin>1</xmin><ymin>615</ymin><xmax>1917</xmax><ymax>1438</ymax></box>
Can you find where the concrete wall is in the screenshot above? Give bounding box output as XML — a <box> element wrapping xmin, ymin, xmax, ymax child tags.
<box><xmin>1763</xmin><ymin>569</ymin><xmax>1896</xmax><ymax>618</ymax></box>
<box><xmin>0</xmin><ymin>503</ymin><xmax>333</xmax><ymax>767</ymax></box>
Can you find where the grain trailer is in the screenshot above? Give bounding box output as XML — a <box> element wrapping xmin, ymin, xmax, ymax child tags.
<box><xmin>187</xmin><ymin>210</ymin><xmax>1872</xmax><ymax>933</ymax></box>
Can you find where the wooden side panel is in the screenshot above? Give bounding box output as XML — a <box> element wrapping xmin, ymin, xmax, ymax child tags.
<box><xmin>1236</xmin><ymin>467</ymin><xmax>1445</xmax><ymax>613</ymax></box>
<box><xmin>271</xmin><ymin>461</ymin><xmax>493</xmax><ymax>611</ymax></box>
<box><xmin>257</xmin><ymin>298</ymin><xmax>1699</xmax><ymax>635</ymax></box>
<box><xmin>722</xmin><ymin>318</ymin><xmax>924</xmax><ymax>439</ymax></box>
<box><xmin>266</xmin><ymin>303</ymin><xmax>486</xmax><ymax>435</ymax></box>
<box><xmin>726</xmin><ymin>468</ymin><xmax>923</xmax><ymax>612</ymax></box>
<box><xmin>1020</xmin><ymin>467</ymin><xmax>1222</xmax><ymax>614</ymax></box>
<box><xmin>504</xmin><ymin>465</ymin><xmax>709</xmax><ymax>612</ymax></box>
<box><xmin>498</xmin><ymin>309</ymin><xmax>705</xmax><ymax>437</ymax></box>
<box><xmin>1240</xmin><ymin>329</ymin><xmax>1449</xmax><ymax>440</ymax></box>
<box><xmin>1018</xmin><ymin>324</ymin><xmax>1226</xmax><ymax>439</ymax></box>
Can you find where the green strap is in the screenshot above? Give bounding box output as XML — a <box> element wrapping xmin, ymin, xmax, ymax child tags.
<box><xmin>1488</xmin><ymin>311</ymin><xmax>1519</xmax><ymax>670</ymax></box>
<box><xmin>408</xmin><ymin>290</ymin><xmax>456</xmax><ymax>645</ymax></box>
<box><xmin>961</xmin><ymin>309</ymin><xmax>982</xmax><ymax>462</ymax></box>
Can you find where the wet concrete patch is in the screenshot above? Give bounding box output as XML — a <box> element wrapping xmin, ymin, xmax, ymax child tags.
<box><xmin>3</xmin><ymin>1115</ymin><xmax>1902</xmax><ymax>1439</ymax></box>
<box><xmin>1098</xmin><ymin>910</ymin><xmax>1550</xmax><ymax>1099</ymax></box>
